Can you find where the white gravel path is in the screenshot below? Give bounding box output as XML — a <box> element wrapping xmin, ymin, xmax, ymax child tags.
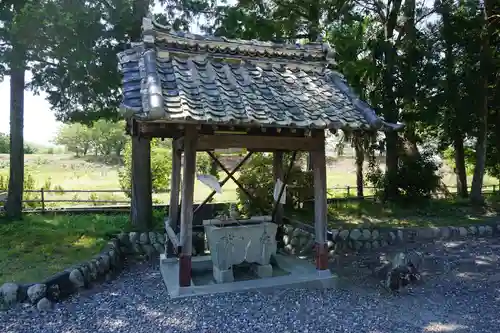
<box><xmin>2</xmin><ymin>238</ymin><xmax>500</xmax><ymax>333</ymax></box>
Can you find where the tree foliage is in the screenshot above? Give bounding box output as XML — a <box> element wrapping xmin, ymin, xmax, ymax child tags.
<box><xmin>53</xmin><ymin>120</ymin><xmax>127</xmax><ymax>157</ymax></box>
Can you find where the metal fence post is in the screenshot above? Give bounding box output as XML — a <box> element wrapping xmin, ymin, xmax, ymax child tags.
<box><xmin>346</xmin><ymin>186</ymin><xmax>350</xmax><ymax>197</ymax></box>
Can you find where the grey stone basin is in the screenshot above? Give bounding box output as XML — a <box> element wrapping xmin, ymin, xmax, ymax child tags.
<box><xmin>203</xmin><ymin>216</ymin><xmax>277</xmax><ymax>283</ymax></box>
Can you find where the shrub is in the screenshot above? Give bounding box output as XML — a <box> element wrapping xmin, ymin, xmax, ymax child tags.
<box><xmin>367</xmin><ymin>149</ymin><xmax>441</xmax><ymax>202</ymax></box>
<box><xmin>236</xmin><ymin>152</ymin><xmax>313</xmax><ymax>216</ymax></box>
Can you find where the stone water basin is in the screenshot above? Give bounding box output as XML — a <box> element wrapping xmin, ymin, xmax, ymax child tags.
<box><xmin>203</xmin><ymin>216</ymin><xmax>277</xmax><ymax>283</ymax></box>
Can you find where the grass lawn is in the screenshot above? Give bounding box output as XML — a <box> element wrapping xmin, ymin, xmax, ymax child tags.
<box><xmin>290</xmin><ymin>196</ymin><xmax>500</xmax><ymax>229</ymax></box>
<box><xmin>0</xmin><ymin>214</ymin><xmax>130</xmax><ymax>285</ymax></box>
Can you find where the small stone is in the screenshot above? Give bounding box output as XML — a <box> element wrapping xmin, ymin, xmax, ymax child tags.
<box><xmin>440</xmin><ymin>227</ymin><xmax>451</xmax><ymax>239</ymax></box>
<box><xmin>397</xmin><ymin>230</ymin><xmax>404</xmax><ymax>241</ymax></box>
<box><xmin>330</xmin><ymin>229</ymin><xmax>339</xmax><ymax>240</ymax></box>
<box><xmin>192</xmin><ymin>247</ymin><xmax>197</xmax><ymax>256</ymax></box>
<box><xmin>371</xmin><ymin>230</ymin><xmax>380</xmax><ymax>240</ymax></box>
<box><xmin>88</xmin><ymin>261</ymin><xmax>98</xmax><ymax>280</ymax></box>
<box><xmin>139</xmin><ymin>232</ymin><xmax>149</xmax><ymax>245</ymax></box>
<box><xmin>27</xmin><ymin>284</ymin><xmax>47</xmax><ymax>304</ymax></box>
<box><xmin>468</xmin><ymin>226</ymin><xmax>477</xmax><ymax>235</ymax></box>
<box><xmin>80</xmin><ymin>265</ymin><xmax>90</xmax><ymax>283</ymax></box>
<box><xmin>283</xmin><ymin>224</ymin><xmax>294</xmax><ymax>235</ymax></box>
<box><xmin>327</xmin><ymin>240</ymin><xmax>335</xmax><ymax>250</ymax></box>
<box><xmin>362</xmin><ymin>229</ymin><xmax>371</xmax><ymax>241</ymax></box>
<box><xmin>142</xmin><ymin>244</ymin><xmax>156</xmax><ymax>258</ymax></box>
<box><xmin>149</xmin><ymin>231</ymin><xmax>157</xmax><ymax>244</ymax></box>
<box><xmin>388</xmin><ymin>232</ymin><xmax>396</xmax><ymax>243</ymax></box>
<box><xmin>1</xmin><ymin>283</ymin><xmax>18</xmax><ymax>306</ymax></box>
<box><xmin>94</xmin><ymin>258</ymin><xmax>106</xmax><ymax>275</ymax></box>
<box><xmin>132</xmin><ymin>243</ymin><xmax>143</xmax><ymax>254</ymax></box>
<box><xmin>117</xmin><ymin>232</ymin><xmax>130</xmax><ymax>246</ymax></box>
<box><xmin>290</xmin><ymin>237</ymin><xmax>300</xmax><ymax>246</ymax></box>
<box><xmin>69</xmin><ymin>269</ymin><xmax>85</xmax><ymax>289</ymax></box>
<box><xmin>354</xmin><ymin>241</ymin><xmax>363</xmax><ymax>250</ymax></box>
<box><xmin>284</xmin><ymin>244</ymin><xmax>293</xmax><ymax>253</ymax></box>
<box><xmin>381</xmin><ymin>240</ymin><xmax>389</xmax><ymax>247</ymax></box>
<box><xmin>478</xmin><ymin>226</ymin><xmax>486</xmax><ymax>235</ymax></box>
<box><xmin>349</xmin><ymin>229</ymin><xmax>362</xmax><ymax>241</ymax></box>
<box><xmin>458</xmin><ymin>227</ymin><xmax>468</xmax><ymax>237</ymax></box>
<box><xmin>292</xmin><ymin>228</ymin><xmax>301</xmax><ymax>237</ymax></box>
<box><xmin>36</xmin><ymin>297</ymin><xmax>52</xmax><ymax>312</ymax></box>
<box><xmin>417</xmin><ymin>228</ymin><xmax>434</xmax><ymax>239</ymax></box>
<box><xmin>485</xmin><ymin>225</ymin><xmax>493</xmax><ymax>235</ymax></box>
<box><xmin>100</xmin><ymin>254</ymin><xmax>111</xmax><ymax>271</ymax></box>
<box><xmin>301</xmin><ymin>239</ymin><xmax>315</xmax><ymax>255</ymax></box>
<box><xmin>372</xmin><ymin>241</ymin><xmax>379</xmax><ymax>249</ymax></box>
<box><xmin>339</xmin><ymin>230</ymin><xmax>349</xmax><ymax>240</ymax></box>
<box><xmin>157</xmin><ymin>232</ymin><xmax>165</xmax><ymax>244</ymax></box>
<box><xmin>129</xmin><ymin>232</ymin><xmax>139</xmax><ymax>244</ymax></box>
<box><xmin>364</xmin><ymin>242</ymin><xmax>372</xmax><ymax>250</ymax></box>
<box><xmin>46</xmin><ymin>284</ymin><xmax>60</xmax><ymax>302</ymax></box>
<box><xmin>153</xmin><ymin>243</ymin><xmax>164</xmax><ymax>253</ymax></box>
<box><xmin>108</xmin><ymin>250</ymin><xmax>117</xmax><ymax>267</ymax></box>
<box><xmin>283</xmin><ymin>235</ymin><xmax>291</xmax><ymax>245</ymax></box>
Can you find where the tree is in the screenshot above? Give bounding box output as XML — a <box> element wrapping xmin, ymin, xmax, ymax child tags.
<box><xmin>1</xmin><ymin>0</ymin><xmax>31</xmax><ymax>219</ymax></box>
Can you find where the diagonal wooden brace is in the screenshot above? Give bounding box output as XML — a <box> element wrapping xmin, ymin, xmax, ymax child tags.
<box><xmin>193</xmin><ymin>151</ymin><xmax>253</xmax><ymax>216</ymax></box>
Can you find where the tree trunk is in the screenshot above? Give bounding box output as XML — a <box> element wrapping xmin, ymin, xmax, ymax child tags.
<box><xmin>354</xmin><ymin>136</ymin><xmax>364</xmax><ymax>198</ymax></box>
<box><xmin>130</xmin><ymin>136</ymin><xmax>153</xmax><ymax>231</ymax></box>
<box><xmin>470</xmin><ymin>2</ymin><xmax>491</xmax><ymax>204</ymax></box>
<box><xmin>5</xmin><ymin>46</ymin><xmax>26</xmax><ymax>219</ymax></box>
<box><xmin>382</xmin><ymin>0</ymin><xmax>403</xmax><ymax>201</ymax></box>
<box><xmin>440</xmin><ymin>0</ymin><xmax>468</xmax><ymax>198</ymax></box>
<box><xmin>453</xmin><ymin>134</ymin><xmax>468</xmax><ymax>198</ymax></box>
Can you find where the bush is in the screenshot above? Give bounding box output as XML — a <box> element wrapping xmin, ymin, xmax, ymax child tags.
<box><xmin>118</xmin><ymin>139</ymin><xmax>215</xmax><ymax>198</ymax></box>
<box><xmin>236</xmin><ymin>152</ymin><xmax>313</xmax><ymax>216</ymax></box>
<box><xmin>367</xmin><ymin>149</ymin><xmax>441</xmax><ymax>202</ymax></box>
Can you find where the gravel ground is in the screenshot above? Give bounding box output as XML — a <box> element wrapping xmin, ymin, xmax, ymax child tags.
<box><xmin>2</xmin><ymin>238</ymin><xmax>500</xmax><ymax>333</ymax></box>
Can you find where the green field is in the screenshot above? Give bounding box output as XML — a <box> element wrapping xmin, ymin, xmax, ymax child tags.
<box><xmin>0</xmin><ymin>153</ymin><xmax>498</xmax><ymax>208</ymax></box>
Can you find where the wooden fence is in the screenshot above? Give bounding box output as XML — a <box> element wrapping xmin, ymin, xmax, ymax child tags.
<box><xmin>0</xmin><ymin>184</ymin><xmax>499</xmax><ymax>213</ymax></box>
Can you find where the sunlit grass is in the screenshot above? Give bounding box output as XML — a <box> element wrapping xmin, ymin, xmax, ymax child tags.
<box><xmin>0</xmin><ymin>214</ymin><xmax>129</xmax><ymax>285</ymax></box>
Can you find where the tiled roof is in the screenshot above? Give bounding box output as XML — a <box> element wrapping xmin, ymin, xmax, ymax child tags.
<box><xmin>116</xmin><ymin>17</ymin><xmax>401</xmax><ymax>131</ymax></box>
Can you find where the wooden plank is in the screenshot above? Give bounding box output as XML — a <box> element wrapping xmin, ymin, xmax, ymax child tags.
<box><xmin>192</xmin><ymin>134</ymin><xmax>323</xmax><ymax>151</ymax></box>
<box><xmin>178</xmin><ymin>125</ymin><xmax>198</xmax><ymax>287</ymax></box>
<box><xmin>273</xmin><ymin>151</ymin><xmax>284</xmax><ymax>224</ymax></box>
<box><xmin>166</xmin><ymin>145</ymin><xmax>182</xmax><ymax>257</ymax></box>
<box><xmin>130</xmin><ymin>136</ymin><xmax>153</xmax><ymax>231</ymax></box>
<box><xmin>164</xmin><ymin>222</ymin><xmax>180</xmax><ymax>249</ymax></box>
<box><xmin>311</xmin><ymin>130</ymin><xmax>328</xmax><ymax>270</ymax></box>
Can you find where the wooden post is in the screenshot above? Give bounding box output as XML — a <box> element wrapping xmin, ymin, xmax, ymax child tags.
<box><xmin>273</xmin><ymin>151</ymin><xmax>284</xmax><ymax>224</ymax></box>
<box><xmin>40</xmin><ymin>188</ymin><xmax>45</xmax><ymax>213</ymax></box>
<box><xmin>166</xmin><ymin>145</ymin><xmax>182</xmax><ymax>257</ymax></box>
<box><xmin>179</xmin><ymin>126</ymin><xmax>198</xmax><ymax>287</ymax></box>
<box><xmin>130</xmin><ymin>136</ymin><xmax>153</xmax><ymax>231</ymax></box>
<box><xmin>311</xmin><ymin>131</ymin><xmax>328</xmax><ymax>271</ymax></box>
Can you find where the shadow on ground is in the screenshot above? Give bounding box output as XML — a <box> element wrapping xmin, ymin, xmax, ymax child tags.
<box><xmin>2</xmin><ymin>238</ymin><xmax>500</xmax><ymax>333</ymax></box>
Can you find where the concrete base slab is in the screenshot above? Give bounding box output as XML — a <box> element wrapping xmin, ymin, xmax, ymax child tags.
<box><xmin>160</xmin><ymin>254</ymin><xmax>338</xmax><ymax>299</ymax></box>
<box><xmin>253</xmin><ymin>264</ymin><xmax>273</xmax><ymax>278</ymax></box>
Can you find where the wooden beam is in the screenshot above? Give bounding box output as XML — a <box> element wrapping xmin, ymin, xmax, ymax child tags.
<box><xmin>311</xmin><ymin>131</ymin><xmax>328</xmax><ymax>271</ymax></box>
<box><xmin>164</xmin><ymin>222</ymin><xmax>180</xmax><ymax>250</ymax></box>
<box><xmin>130</xmin><ymin>136</ymin><xmax>153</xmax><ymax>231</ymax></box>
<box><xmin>191</xmin><ymin>134</ymin><xmax>323</xmax><ymax>151</ymax></box>
<box><xmin>272</xmin><ymin>151</ymin><xmax>284</xmax><ymax>224</ymax></box>
<box><xmin>207</xmin><ymin>151</ymin><xmax>254</xmax><ymax>199</ymax></box>
<box><xmin>179</xmin><ymin>126</ymin><xmax>198</xmax><ymax>287</ymax></box>
<box><xmin>193</xmin><ymin>151</ymin><xmax>253</xmax><ymax>216</ymax></box>
<box><xmin>166</xmin><ymin>145</ymin><xmax>182</xmax><ymax>257</ymax></box>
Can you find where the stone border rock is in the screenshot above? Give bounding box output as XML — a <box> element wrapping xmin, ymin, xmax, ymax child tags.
<box><xmin>2</xmin><ymin>222</ymin><xmax>499</xmax><ymax>311</ymax></box>
<box><xmin>0</xmin><ymin>231</ymin><xmax>206</xmax><ymax>311</ymax></box>
<box><xmin>280</xmin><ymin>221</ymin><xmax>500</xmax><ymax>258</ymax></box>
